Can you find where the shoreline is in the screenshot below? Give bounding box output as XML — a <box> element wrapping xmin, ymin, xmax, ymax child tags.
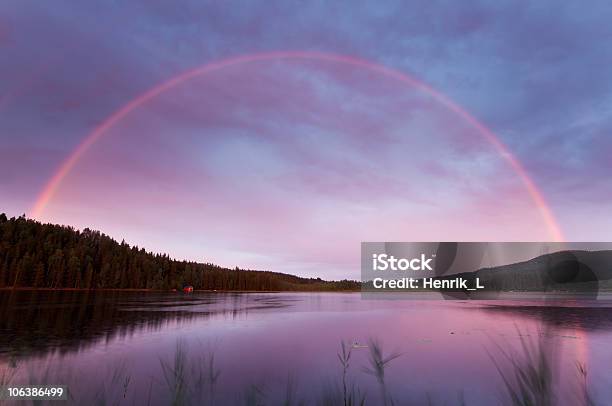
<box><xmin>0</xmin><ymin>287</ymin><xmax>360</xmax><ymax>293</ymax></box>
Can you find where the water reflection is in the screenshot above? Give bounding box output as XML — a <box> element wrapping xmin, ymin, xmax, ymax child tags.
<box><xmin>0</xmin><ymin>290</ymin><xmax>293</xmax><ymax>357</ymax></box>
<box><xmin>1</xmin><ymin>291</ymin><xmax>611</xmax><ymax>405</ymax></box>
<box><xmin>478</xmin><ymin>303</ymin><xmax>612</xmax><ymax>332</ymax></box>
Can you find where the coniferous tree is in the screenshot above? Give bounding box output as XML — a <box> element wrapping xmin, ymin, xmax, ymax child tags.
<box><xmin>33</xmin><ymin>262</ymin><xmax>46</xmax><ymax>287</ymax></box>
<box><xmin>0</xmin><ymin>214</ymin><xmax>360</xmax><ymax>291</ymax></box>
<box><xmin>83</xmin><ymin>263</ymin><xmax>94</xmax><ymax>289</ymax></box>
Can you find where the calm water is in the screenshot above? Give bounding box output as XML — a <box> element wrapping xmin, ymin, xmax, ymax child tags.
<box><xmin>1</xmin><ymin>290</ymin><xmax>612</xmax><ymax>405</ymax></box>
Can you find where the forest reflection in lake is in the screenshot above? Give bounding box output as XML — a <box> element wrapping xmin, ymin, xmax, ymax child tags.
<box><xmin>1</xmin><ymin>290</ymin><xmax>611</xmax><ymax>405</ymax></box>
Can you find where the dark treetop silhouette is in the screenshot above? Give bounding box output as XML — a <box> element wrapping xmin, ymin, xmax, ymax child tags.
<box><xmin>0</xmin><ymin>214</ymin><xmax>359</xmax><ymax>291</ymax></box>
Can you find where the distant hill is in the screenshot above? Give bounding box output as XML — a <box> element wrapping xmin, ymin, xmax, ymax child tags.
<box><xmin>437</xmin><ymin>249</ymin><xmax>612</xmax><ymax>293</ymax></box>
<box><xmin>361</xmin><ymin>249</ymin><xmax>612</xmax><ymax>295</ymax></box>
<box><xmin>0</xmin><ymin>214</ymin><xmax>359</xmax><ymax>291</ymax></box>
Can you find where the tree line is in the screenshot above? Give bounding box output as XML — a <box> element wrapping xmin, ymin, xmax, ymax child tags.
<box><xmin>0</xmin><ymin>214</ymin><xmax>359</xmax><ymax>291</ymax></box>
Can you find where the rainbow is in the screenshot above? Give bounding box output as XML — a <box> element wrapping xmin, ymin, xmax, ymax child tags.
<box><xmin>30</xmin><ymin>50</ymin><xmax>564</xmax><ymax>241</ymax></box>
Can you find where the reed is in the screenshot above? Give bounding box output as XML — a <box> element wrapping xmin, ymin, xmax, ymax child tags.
<box><xmin>576</xmin><ymin>362</ymin><xmax>596</xmax><ymax>406</ymax></box>
<box><xmin>12</xmin><ymin>333</ymin><xmax>601</xmax><ymax>406</ymax></box>
<box><xmin>362</xmin><ymin>338</ymin><xmax>401</xmax><ymax>406</ymax></box>
<box><xmin>487</xmin><ymin>327</ymin><xmax>554</xmax><ymax>406</ymax></box>
<box><xmin>160</xmin><ymin>341</ymin><xmax>189</xmax><ymax>406</ymax></box>
<box><xmin>0</xmin><ymin>356</ymin><xmax>19</xmax><ymax>388</ymax></box>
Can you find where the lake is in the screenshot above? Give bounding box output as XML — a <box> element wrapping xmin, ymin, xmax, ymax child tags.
<box><xmin>1</xmin><ymin>290</ymin><xmax>611</xmax><ymax>405</ymax></box>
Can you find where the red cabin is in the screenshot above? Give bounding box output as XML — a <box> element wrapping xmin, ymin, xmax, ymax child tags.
<box><xmin>183</xmin><ymin>285</ymin><xmax>194</xmax><ymax>293</ymax></box>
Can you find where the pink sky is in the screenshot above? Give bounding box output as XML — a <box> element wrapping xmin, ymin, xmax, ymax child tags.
<box><xmin>31</xmin><ymin>59</ymin><xmax>554</xmax><ymax>279</ymax></box>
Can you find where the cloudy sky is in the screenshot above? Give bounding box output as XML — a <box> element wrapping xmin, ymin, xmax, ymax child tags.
<box><xmin>1</xmin><ymin>1</ymin><xmax>611</xmax><ymax>278</ymax></box>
